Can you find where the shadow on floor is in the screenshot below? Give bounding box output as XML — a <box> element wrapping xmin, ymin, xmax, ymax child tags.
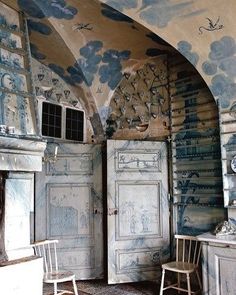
<box><xmin>43</xmin><ymin>279</ymin><xmax>177</xmax><ymax>295</ymax></box>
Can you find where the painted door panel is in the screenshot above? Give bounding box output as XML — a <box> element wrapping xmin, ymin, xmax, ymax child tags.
<box><xmin>107</xmin><ymin>140</ymin><xmax>169</xmax><ymax>284</ymax></box>
<box><xmin>202</xmin><ymin>243</ymin><xmax>236</xmax><ymax>294</ymax></box>
<box><xmin>35</xmin><ymin>143</ymin><xmax>103</xmax><ymax>279</ymax></box>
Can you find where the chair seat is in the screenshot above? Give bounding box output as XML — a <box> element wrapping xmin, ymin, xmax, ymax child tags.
<box><xmin>162</xmin><ymin>261</ymin><xmax>196</xmax><ymax>274</ymax></box>
<box><xmin>44</xmin><ymin>270</ymin><xmax>75</xmax><ymax>283</ymax></box>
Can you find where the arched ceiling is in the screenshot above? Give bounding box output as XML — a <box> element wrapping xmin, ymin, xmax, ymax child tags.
<box><xmin>98</xmin><ymin>0</ymin><xmax>236</xmax><ymax>111</ymax></box>
<box><xmin>2</xmin><ymin>0</ymin><xmax>175</xmax><ymax>133</ymax></box>
<box><xmin>3</xmin><ymin>0</ymin><xmax>236</xmax><ymax>132</ymax></box>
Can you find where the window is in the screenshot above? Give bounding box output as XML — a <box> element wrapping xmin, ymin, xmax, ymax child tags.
<box><xmin>66</xmin><ymin>108</ymin><xmax>84</xmax><ymax>141</ymax></box>
<box><xmin>42</xmin><ymin>102</ymin><xmax>62</xmax><ymax>138</ymax></box>
<box><xmin>41</xmin><ymin>102</ymin><xmax>84</xmax><ymax>141</ymax></box>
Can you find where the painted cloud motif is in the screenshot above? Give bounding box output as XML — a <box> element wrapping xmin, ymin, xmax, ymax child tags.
<box><xmin>18</xmin><ymin>0</ymin><xmax>78</xmax><ymax>20</ymax></box>
<box><xmin>104</xmin><ymin>0</ymin><xmax>138</xmax><ymax>11</ymax></box>
<box><xmin>68</xmin><ymin>41</ymin><xmax>103</xmax><ymax>86</ymax></box>
<box><xmin>99</xmin><ymin>49</ymin><xmax>131</xmax><ymax>89</ymax></box>
<box><xmin>202</xmin><ymin>36</ymin><xmax>236</xmax><ymax>108</ymax></box>
<box><xmin>101</xmin><ymin>4</ymin><xmax>133</xmax><ymax>23</ymax></box>
<box><xmin>177</xmin><ymin>41</ymin><xmax>199</xmax><ymax>66</ymax></box>
<box><xmin>27</xmin><ymin>19</ymin><xmax>52</xmax><ymax>35</ymax></box>
<box><xmin>104</xmin><ymin>0</ymin><xmax>204</xmax><ymax>28</ymax></box>
<box><xmin>48</xmin><ymin>41</ymin><xmax>130</xmax><ymax>90</ymax></box>
<box><xmin>30</xmin><ymin>43</ymin><xmax>46</xmax><ymax>60</ymax></box>
<box><xmin>48</xmin><ymin>64</ymin><xmax>75</xmax><ymax>85</ymax></box>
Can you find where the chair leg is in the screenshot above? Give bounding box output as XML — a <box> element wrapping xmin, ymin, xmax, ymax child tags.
<box><xmin>177</xmin><ymin>273</ymin><xmax>181</xmax><ymax>294</ymax></box>
<box><xmin>54</xmin><ymin>282</ymin><xmax>57</xmax><ymax>295</ymax></box>
<box><xmin>72</xmin><ymin>277</ymin><xmax>78</xmax><ymax>295</ymax></box>
<box><xmin>186</xmin><ymin>273</ymin><xmax>191</xmax><ymax>295</ymax></box>
<box><xmin>196</xmin><ymin>269</ymin><xmax>202</xmax><ymax>290</ymax></box>
<box><xmin>159</xmin><ymin>269</ymin><xmax>165</xmax><ymax>295</ymax></box>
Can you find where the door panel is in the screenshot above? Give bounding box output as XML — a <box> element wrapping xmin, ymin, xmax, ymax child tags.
<box><xmin>35</xmin><ymin>143</ymin><xmax>103</xmax><ymax>279</ymax></box>
<box><xmin>107</xmin><ymin>140</ymin><xmax>169</xmax><ymax>284</ymax></box>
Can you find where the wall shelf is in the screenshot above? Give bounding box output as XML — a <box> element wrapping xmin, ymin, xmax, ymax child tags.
<box><xmin>224</xmin><ymin>173</ymin><xmax>236</xmax><ymax>176</ymax></box>
<box><xmin>0</xmin><ymin>43</ymin><xmax>27</xmax><ymax>56</ymax></box>
<box><xmin>0</xmin><ymin>86</ymin><xmax>34</xmax><ymax>98</ymax></box>
<box><xmin>0</xmin><ymin>62</ymin><xmax>29</xmax><ymax>75</ymax></box>
<box><xmin>0</xmin><ymin>24</ymin><xmax>24</xmax><ymax>36</ymax></box>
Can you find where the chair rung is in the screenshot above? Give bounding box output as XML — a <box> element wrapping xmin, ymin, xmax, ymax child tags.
<box><xmin>57</xmin><ymin>290</ymin><xmax>74</xmax><ymax>295</ymax></box>
<box><xmin>162</xmin><ymin>283</ymin><xmax>178</xmax><ymax>290</ymax></box>
<box><xmin>172</xmin><ymin>286</ymin><xmax>195</xmax><ymax>294</ymax></box>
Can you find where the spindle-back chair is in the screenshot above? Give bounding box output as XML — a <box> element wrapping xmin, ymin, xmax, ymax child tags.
<box><xmin>32</xmin><ymin>239</ymin><xmax>78</xmax><ymax>295</ymax></box>
<box><xmin>159</xmin><ymin>235</ymin><xmax>202</xmax><ymax>295</ymax></box>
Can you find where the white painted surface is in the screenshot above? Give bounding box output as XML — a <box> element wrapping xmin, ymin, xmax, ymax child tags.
<box><xmin>0</xmin><ymin>257</ymin><xmax>43</xmax><ymax>295</ymax></box>
<box><xmin>35</xmin><ymin>143</ymin><xmax>103</xmax><ymax>279</ymax></box>
<box><xmin>197</xmin><ymin>231</ymin><xmax>236</xmax><ymax>245</ymax></box>
<box><xmin>198</xmin><ymin>232</ymin><xmax>236</xmax><ymax>295</ymax></box>
<box><xmin>4</xmin><ymin>172</ymin><xmax>35</xmax><ymax>260</ymax></box>
<box><xmin>107</xmin><ymin>140</ymin><xmax>169</xmax><ymax>284</ymax></box>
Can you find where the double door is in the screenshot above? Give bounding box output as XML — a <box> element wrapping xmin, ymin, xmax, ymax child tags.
<box><xmin>35</xmin><ymin>140</ymin><xmax>169</xmax><ymax>283</ymax></box>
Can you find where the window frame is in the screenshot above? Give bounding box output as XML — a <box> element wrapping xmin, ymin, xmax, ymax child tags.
<box><xmin>39</xmin><ymin>99</ymin><xmax>85</xmax><ymax>142</ymax></box>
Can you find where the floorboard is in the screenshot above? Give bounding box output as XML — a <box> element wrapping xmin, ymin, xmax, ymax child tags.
<box><xmin>43</xmin><ymin>279</ymin><xmax>177</xmax><ymax>295</ymax></box>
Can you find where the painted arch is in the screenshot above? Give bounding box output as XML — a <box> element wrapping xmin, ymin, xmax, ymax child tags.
<box><xmin>3</xmin><ymin>0</ymin><xmax>236</xmax><ymax>128</ymax></box>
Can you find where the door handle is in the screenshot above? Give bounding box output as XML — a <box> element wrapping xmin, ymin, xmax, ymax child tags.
<box><xmin>108</xmin><ymin>208</ymin><xmax>118</xmax><ymax>216</ymax></box>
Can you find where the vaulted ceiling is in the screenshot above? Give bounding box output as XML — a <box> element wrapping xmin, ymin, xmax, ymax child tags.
<box><xmin>2</xmin><ymin>0</ymin><xmax>174</xmax><ymax>133</ymax></box>
<box><xmin>3</xmin><ymin>0</ymin><xmax>236</xmax><ymax>136</ymax></box>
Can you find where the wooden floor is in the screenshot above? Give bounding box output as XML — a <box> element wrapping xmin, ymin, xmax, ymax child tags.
<box><xmin>43</xmin><ymin>280</ymin><xmax>177</xmax><ymax>295</ymax></box>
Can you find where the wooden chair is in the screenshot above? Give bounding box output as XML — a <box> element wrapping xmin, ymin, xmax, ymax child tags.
<box><xmin>159</xmin><ymin>235</ymin><xmax>202</xmax><ymax>295</ymax></box>
<box><xmin>32</xmin><ymin>239</ymin><xmax>78</xmax><ymax>295</ymax></box>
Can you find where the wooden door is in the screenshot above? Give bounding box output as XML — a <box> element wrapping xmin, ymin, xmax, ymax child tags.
<box><xmin>107</xmin><ymin>140</ymin><xmax>169</xmax><ymax>284</ymax></box>
<box><xmin>35</xmin><ymin>143</ymin><xmax>103</xmax><ymax>279</ymax></box>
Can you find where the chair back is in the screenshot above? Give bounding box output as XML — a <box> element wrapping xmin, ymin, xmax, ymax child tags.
<box><xmin>32</xmin><ymin>239</ymin><xmax>59</xmax><ymax>274</ymax></box>
<box><xmin>175</xmin><ymin>235</ymin><xmax>201</xmax><ymax>266</ymax></box>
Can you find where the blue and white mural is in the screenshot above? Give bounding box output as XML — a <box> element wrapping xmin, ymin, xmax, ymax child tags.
<box><xmin>68</xmin><ymin>41</ymin><xmax>103</xmax><ymax>86</ymax></box>
<box><xmin>0</xmin><ymin>2</ymin><xmax>37</xmax><ymax>135</ymax></box>
<box><xmin>0</xmin><ymin>48</ymin><xmax>24</xmax><ymax>69</ymax></box>
<box><xmin>99</xmin><ymin>49</ymin><xmax>131</xmax><ymax>89</ymax></box>
<box><xmin>47</xmin><ymin>41</ymin><xmax>131</xmax><ymax>90</ymax></box>
<box><xmin>202</xmin><ymin>36</ymin><xmax>236</xmax><ymax>109</ymax></box>
<box><xmin>32</xmin><ymin>58</ymin><xmax>83</xmax><ymax>108</ymax></box>
<box><xmin>18</xmin><ymin>0</ymin><xmax>78</xmax><ymax>20</ymax></box>
<box><xmin>0</xmin><ymin>29</ymin><xmax>21</xmax><ymax>49</ymax></box>
<box><xmin>177</xmin><ymin>41</ymin><xmax>199</xmax><ymax>67</ymax></box>
<box><xmin>171</xmin><ymin>55</ymin><xmax>225</xmax><ymax>235</ymax></box>
<box><xmin>101</xmin><ymin>3</ymin><xmax>133</xmax><ymax>23</ymax></box>
<box><xmin>30</xmin><ymin>43</ymin><xmax>46</xmax><ymax>60</ymax></box>
<box><xmin>27</xmin><ymin>19</ymin><xmax>52</xmax><ymax>35</ymax></box>
<box><xmin>104</xmin><ymin>0</ymin><xmax>205</xmax><ymax>27</ymax></box>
